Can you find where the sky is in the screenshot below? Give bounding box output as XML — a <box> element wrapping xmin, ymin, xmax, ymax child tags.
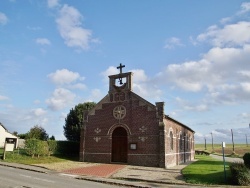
<box><xmin>0</xmin><ymin>0</ymin><xmax>250</xmax><ymax>144</ymax></box>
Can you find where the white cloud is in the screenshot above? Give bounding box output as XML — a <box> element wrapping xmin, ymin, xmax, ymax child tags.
<box><xmin>175</xmin><ymin>97</ymin><xmax>209</xmax><ymax>112</ymax></box>
<box><xmin>130</xmin><ymin>69</ymin><xmax>162</xmax><ymax>101</ymax></box>
<box><xmin>130</xmin><ymin>69</ymin><xmax>148</xmax><ymax>83</ymax></box>
<box><xmin>197</xmin><ymin>21</ymin><xmax>250</xmax><ymax>47</ymax></box>
<box><xmin>238</xmin><ymin>70</ymin><xmax>250</xmax><ymax>78</ymax></box>
<box><xmin>48</xmin><ymin>69</ymin><xmax>84</xmax><ymax>85</ymax></box>
<box><xmin>241</xmin><ymin>82</ymin><xmax>250</xmax><ymax>93</ymax></box>
<box><xmin>133</xmin><ymin>83</ymin><xmax>162</xmax><ymax>101</ymax></box>
<box><xmin>31</xmin><ymin>108</ymin><xmax>47</xmax><ymax>116</ymax></box>
<box><xmin>0</xmin><ymin>12</ymin><xmax>8</xmax><ymax>25</ymax></box>
<box><xmin>46</xmin><ymin>88</ymin><xmax>76</xmax><ymax>111</ymax></box>
<box><xmin>36</xmin><ymin>38</ymin><xmax>51</xmax><ymax>45</ymax></box>
<box><xmin>240</xmin><ymin>112</ymin><xmax>250</xmax><ymax>118</ymax></box>
<box><xmin>157</xmin><ymin>42</ymin><xmax>250</xmax><ymax>105</ymax></box>
<box><xmin>237</xmin><ymin>2</ymin><xmax>250</xmax><ymax>15</ymax></box>
<box><xmin>47</xmin><ymin>0</ymin><xmax>60</xmax><ymax>8</ymax></box>
<box><xmin>0</xmin><ymin>95</ymin><xmax>9</xmax><ymax>100</ymax></box>
<box><xmin>101</xmin><ymin>67</ymin><xmax>162</xmax><ymax>101</ymax></box>
<box><xmin>164</xmin><ymin>37</ymin><xmax>184</xmax><ymax>49</ymax></box>
<box><xmin>157</xmin><ymin>12</ymin><xmax>250</xmax><ymax>110</ymax></box>
<box><xmin>56</xmin><ymin>4</ymin><xmax>93</xmax><ymax>50</ymax></box>
<box><xmin>159</xmin><ymin>59</ymin><xmax>211</xmax><ymax>92</ymax></box>
<box><xmin>101</xmin><ymin>66</ymin><xmax>119</xmax><ymax>82</ymax></box>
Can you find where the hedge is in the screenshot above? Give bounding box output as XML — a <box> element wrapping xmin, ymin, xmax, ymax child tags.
<box><xmin>55</xmin><ymin>141</ymin><xmax>79</xmax><ymax>156</ymax></box>
<box><xmin>230</xmin><ymin>162</ymin><xmax>250</xmax><ymax>186</ymax></box>
<box><xmin>24</xmin><ymin>140</ymin><xmax>79</xmax><ymax>157</ymax></box>
<box><xmin>24</xmin><ymin>139</ymin><xmax>57</xmax><ymax>157</ymax></box>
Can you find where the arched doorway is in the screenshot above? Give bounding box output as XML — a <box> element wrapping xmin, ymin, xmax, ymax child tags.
<box><xmin>112</xmin><ymin>127</ymin><xmax>127</xmax><ymax>163</ymax></box>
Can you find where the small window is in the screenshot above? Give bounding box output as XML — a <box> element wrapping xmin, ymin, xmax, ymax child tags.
<box><xmin>130</xmin><ymin>143</ymin><xmax>137</xmax><ymax>150</ymax></box>
<box><xmin>170</xmin><ymin>131</ymin><xmax>173</xmax><ymax>150</ymax></box>
<box><xmin>179</xmin><ymin>133</ymin><xmax>183</xmax><ymax>151</ymax></box>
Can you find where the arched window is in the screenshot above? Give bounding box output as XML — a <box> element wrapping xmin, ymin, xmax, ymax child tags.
<box><xmin>170</xmin><ymin>131</ymin><xmax>173</xmax><ymax>150</ymax></box>
<box><xmin>179</xmin><ymin>133</ymin><xmax>183</xmax><ymax>151</ymax></box>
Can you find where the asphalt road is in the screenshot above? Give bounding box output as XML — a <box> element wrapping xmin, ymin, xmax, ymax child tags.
<box><xmin>0</xmin><ymin>165</ymin><xmax>118</xmax><ymax>188</ymax></box>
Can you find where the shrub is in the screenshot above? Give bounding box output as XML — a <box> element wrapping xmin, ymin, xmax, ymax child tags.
<box><xmin>36</xmin><ymin>141</ymin><xmax>48</xmax><ymax>157</ymax></box>
<box><xmin>25</xmin><ymin>139</ymin><xmax>49</xmax><ymax>157</ymax></box>
<box><xmin>243</xmin><ymin>153</ymin><xmax>250</xmax><ymax>169</ymax></box>
<box><xmin>25</xmin><ymin>139</ymin><xmax>39</xmax><ymax>158</ymax></box>
<box><xmin>47</xmin><ymin>140</ymin><xmax>57</xmax><ymax>156</ymax></box>
<box><xmin>230</xmin><ymin>162</ymin><xmax>250</xmax><ymax>186</ymax></box>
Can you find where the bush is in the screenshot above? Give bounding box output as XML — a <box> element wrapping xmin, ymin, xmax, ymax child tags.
<box><xmin>36</xmin><ymin>141</ymin><xmax>48</xmax><ymax>157</ymax></box>
<box><xmin>24</xmin><ymin>140</ymin><xmax>79</xmax><ymax>158</ymax></box>
<box><xmin>56</xmin><ymin>141</ymin><xmax>79</xmax><ymax>156</ymax></box>
<box><xmin>47</xmin><ymin>140</ymin><xmax>57</xmax><ymax>156</ymax></box>
<box><xmin>243</xmin><ymin>153</ymin><xmax>250</xmax><ymax>169</ymax></box>
<box><xmin>230</xmin><ymin>162</ymin><xmax>250</xmax><ymax>186</ymax></box>
<box><xmin>25</xmin><ymin>139</ymin><xmax>39</xmax><ymax>158</ymax></box>
<box><xmin>25</xmin><ymin>139</ymin><xmax>49</xmax><ymax>157</ymax></box>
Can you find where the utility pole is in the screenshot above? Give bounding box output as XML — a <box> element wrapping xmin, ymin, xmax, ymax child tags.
<box><xmin>231</xmin><ymin>129</ymin><xmax>235</xmax><ymax>154</ymax></box>
<box><xmin>204</xmin><ymin>137</ymin><xmax>207</xmax><ymax>150</ymax></box>
<box><xmin>211</xmin><ymin>132</ymin><xmax>214</xmax><ymax>153</ymax></box>
<box><xmin>246</xmin><ymin>134</ymin><xmax>248</xmax><ymax>147</ymax></box>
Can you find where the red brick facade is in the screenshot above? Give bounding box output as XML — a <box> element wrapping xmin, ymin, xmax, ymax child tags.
<box><xmin>80</xmin><ymin>71</ymin><xmax>195</xmax><ymax>168</ymax></box>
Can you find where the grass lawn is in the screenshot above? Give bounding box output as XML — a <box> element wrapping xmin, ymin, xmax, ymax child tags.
<box><xmin>182</xmin><ymin>155</ymin><xmax>232</xmax><ymax>185</ymax></box>
<box><xmin>0</xmin><ymin>148</ymin><xmax>78</xmax><ymax>165</ymax></box>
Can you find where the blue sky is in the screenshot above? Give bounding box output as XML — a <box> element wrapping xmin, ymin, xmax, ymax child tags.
<box><xmin>1</xmin><ymin>0</ymin><xmax>250</xmax><ymax>144</ymax></box>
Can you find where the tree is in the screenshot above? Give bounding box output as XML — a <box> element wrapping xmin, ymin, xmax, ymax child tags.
<box><xmin>49</xmin><ymin>135</ymin><xmax>55</xmax><ymax>140</ymax></box>
<box><xmin>18</xmin><ymin>133</ymin><xmax>28</xmax><ymax>139</ymax></box>
<box><xmin>12</xmin><ymin>131</ymin><xmax>18</xmax><ymax>136</ymax></box>
<box><xmin>27</xmin><ymin>125</ymin><xmax>49</xmax><ymax>141</ymax></box>
<box><xmin>64</xmin><ymin>102</ymin><xmax>96</xmax><ymax>142</ymax></box>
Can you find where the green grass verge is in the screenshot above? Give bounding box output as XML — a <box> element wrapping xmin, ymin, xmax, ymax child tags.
<box><xmin>182</xmin><ymin>155</ymin><xmax>231</xmax><ymax>185</ymax></box>
<box><xmin>0</xmin><ymin>148</ymin><xmax>78</xmax><ymax>165</ymax></box>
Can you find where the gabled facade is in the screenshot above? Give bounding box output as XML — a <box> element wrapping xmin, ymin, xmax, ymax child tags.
<box><xmin>80</xmin><ymin>67</ymin><xmax>195</xmax><ymax>168</ymax></box>
<box><xmin>0</xmin><ymin>123</ymin><xmax>18</xmax><ymax>148</ymax></box>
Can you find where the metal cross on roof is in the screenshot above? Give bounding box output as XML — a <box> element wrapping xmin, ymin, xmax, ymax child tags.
<box><xmin>117</xmin><ymin>63</ymin><xmax>125</xmax><ymax>74</ymax></box>
<box><xmin>116</xmin><ymin>63</ymin><xmax>125</xmax><ymax>85</ymax></box>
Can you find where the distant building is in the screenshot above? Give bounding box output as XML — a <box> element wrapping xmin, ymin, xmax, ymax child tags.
<box><xmin>80</xmin><ymin>65</ymin><xmax>195</xmax><ymax>168</ymax></box>
<box><xmin>0</xmin><ymin>122</ymin><xmax>18</xmax><ymax>148</ymax></box>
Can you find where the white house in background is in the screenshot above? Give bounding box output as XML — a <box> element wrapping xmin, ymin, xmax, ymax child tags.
<box><xmin>0</xmin><ymin>122</ymin><xmax>18</xmax><ymax>148</ymax></box>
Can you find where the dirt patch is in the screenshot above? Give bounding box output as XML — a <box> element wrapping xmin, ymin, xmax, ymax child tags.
<box><xmin>34</xmin><ymin>161</ymin><xmax>99</xmax><ymax>171</ymax></box>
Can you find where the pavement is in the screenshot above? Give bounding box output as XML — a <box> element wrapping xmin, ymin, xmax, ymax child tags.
<box><xmin>0</xmin><ymin>160</ymin><xmax>197</xmax><ymax>187</ymax></box>
<box><xmin>0</xmin><ymin>156</ymin><xmax>245</xmax><ymax>188</ymax></box>
<box><xmin>210</xmin><ymin>154</ymin><xmax>243</xmax><ymax>163</ymax></box>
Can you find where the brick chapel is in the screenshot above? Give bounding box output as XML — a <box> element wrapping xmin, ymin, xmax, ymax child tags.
<box><xmin>80</xmin><ymin>64</ymin><xmax>195</xmax><ymax>168</ymax></box>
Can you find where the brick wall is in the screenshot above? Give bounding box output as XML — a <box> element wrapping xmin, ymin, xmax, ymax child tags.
<box><xmin>80</xmin><ymin>90</ymin><xmax>195</xmax><ymax>168</ymax></box>
<box><xmin>81</xmin><ymin>92</ymin><xmax>161</xmax><ymax>167</ymax></box>
<box><xmin>164</xmin><ymin>118</ymin><xmax>195</xmax><ymax>168</ymax></box>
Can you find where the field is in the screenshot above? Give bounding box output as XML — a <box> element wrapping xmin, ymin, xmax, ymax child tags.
<box><xmin>195</xmin><ymin>143</ymin><xmax>250</xmax><ymax>157</ymax></box>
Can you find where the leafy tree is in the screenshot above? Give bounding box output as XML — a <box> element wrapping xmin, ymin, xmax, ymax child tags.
<box><xmin>18</xmin><ymin>133</ymin><xmax>29</xmax><ymax>139</ymax></box>
<box><xmin>12</xmin><ymin>131</ymin><xmax>18</xmax><ymax>136</ymax></box>
<box><xmin>27</xmin><ymin>125</ymin><xmax>49</xmax><ymax>141</ymax></box>
<box><xmin>49</xmin><ymin>135</ymin><xmax>55</xmax><ymax>140</ymax></box>
<box><xmin>64</xmin><ymin>102</ymin><xmax>96</xmax><ymax>142</ymax></box>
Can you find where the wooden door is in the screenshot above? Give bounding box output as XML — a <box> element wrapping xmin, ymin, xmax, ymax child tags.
<box><xmin>112</xmin><ymin>127</ymin><xmax>127</xmax><ymax>163</ymax></box>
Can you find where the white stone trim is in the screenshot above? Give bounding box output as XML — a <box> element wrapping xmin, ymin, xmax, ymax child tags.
<box><xmin>165</xmin><ymin>151</ymin><xmax>195</xmax><ymax>156</ymax></box>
